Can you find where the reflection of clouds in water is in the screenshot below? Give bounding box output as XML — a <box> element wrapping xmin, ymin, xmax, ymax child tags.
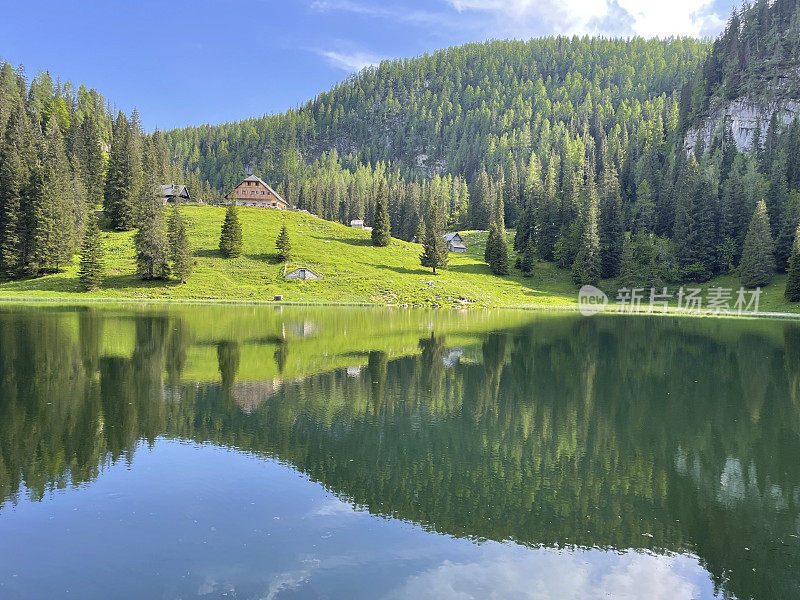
<box><xmin>263</xmin><ymin>559</ymin><xmax>320</xmax><ymax>600</ymax></box>
<box><xmin>310</xmin><ymin>496</ymin><xmax>361</xmax><ymax>517</ymax></box>
<box><xmin>384</xmin><ymin>546</ymin><xmax>717</xmax><ymax>600</ymax></box>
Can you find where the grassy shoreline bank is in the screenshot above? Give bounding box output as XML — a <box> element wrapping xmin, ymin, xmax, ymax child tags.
<box><xmin>0</xmin><ymin>206</ymin><xmax>798</xmax><ymax>319</ymax></box>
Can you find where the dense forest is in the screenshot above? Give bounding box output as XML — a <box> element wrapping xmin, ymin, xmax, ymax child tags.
<box><xmin>4</xmin><ymin>0</ymin><xmax>800</xmax><ymax>295</ymax></box>
<box><xmin>0</xmin><ymin>62</ymin><xmax>214</xmax><ymax>282</ymax></box>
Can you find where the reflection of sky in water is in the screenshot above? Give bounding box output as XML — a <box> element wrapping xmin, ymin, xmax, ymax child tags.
<box><xmin>0</xmin><ymin>440</ymin><xmax>724</xmax><ymax>600</ymax></box>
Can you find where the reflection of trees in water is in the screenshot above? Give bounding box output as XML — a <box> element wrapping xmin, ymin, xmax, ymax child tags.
<box><xmin>0</xmin><ymin>310</ymin><xmax>799</xmax><ymax>599</ymax></box>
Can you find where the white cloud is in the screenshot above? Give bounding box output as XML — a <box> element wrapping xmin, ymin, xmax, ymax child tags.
<box><xmin>317</xmin><ymin>48</ymin><xmax>384</xmax><ymax>72</ymax></box>
<box><xmin>445</xmin><ymin>0</ymin><xmax>726</xmax><ymax>38</ymax></box>
<box><xmin>384</xmin><ymin>546</ymin><xmax>719</xmax><ymax>600</ymax></box>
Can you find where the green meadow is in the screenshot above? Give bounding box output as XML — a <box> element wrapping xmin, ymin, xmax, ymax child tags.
<box><xmin>0</xmin><ymin>205</ymin><xmax>798</xmax><ymax>315</ymax></box>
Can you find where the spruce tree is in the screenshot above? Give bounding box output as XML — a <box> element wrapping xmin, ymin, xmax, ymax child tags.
<box><xmin>0</xmin><ymin>100</ymin><xmax>30</xmax><ymax>279</ymax></box>
<box><xmin>740</xmin><ymin>200</ymin><xmax>775</xmax><ymax>288</ymax></box>
<box><xmin>276</xmin><ymin>224</ymin><xmax>291</xmax><ymax>261</ymax></box>
<box><xmin>103</xmin><ymin>111</ymin><xmax>137</xmax><ymax>231</ymax></box>
<box><xmin>572</xmin><ymin>170</ymin><xmax>602</xmax><ymax>286</ymax></box>
<box><xmin>520</xmin><ymin>235</ymin><xmax>535</xmax><ymax>277</ymax></box>
<box><xmin>485</xmin><ymin>222</ymin><xmax>510</xmax><ymax>275</ymax></box>
<box><xmin>371</xmin><ymin>180</ymin><xmax>391</xmax><ymax>246</ymax></box>
<box><xmin>599</xmin><ymin>164</ymin><xmax>624</xmax><ymax>278</ymax></box>
<box><xmin>420</xmin><ymin>201</ymin><xmax>448</xmax><ymax>274</ymax></box>
<box><xmin>168</xmin><ymin>203</ymin><xmax>192</xmax><ymax>283</ymax></box>
<box><xmin>135</xmin><ymin>180</ymin><xmax>170</xmax><ymax>280</ymax></box>
<box><xmin>219</xmin><ymin>203</ymin><xmax>243</xmax><ymax>258</ymax></box>
<box><xmin>775</xmin><ymin>192</ymin><xmax>800</xmax><ymax>272</ymax></box>
<box><xmin>78</xmin><ymin>217</ymin><xmax>104</xmax><ymax>291</ymax></box>
<box><xmin>785</xmin><ymin>223</ymin><xmax>800</xmax><ymax>301</ymax></box>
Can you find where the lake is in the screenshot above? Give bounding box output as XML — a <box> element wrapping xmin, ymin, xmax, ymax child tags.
<box><xmin>0</xmin><ymin>304</ymin><xmax>798</xmax><ymax>599</ymax></box>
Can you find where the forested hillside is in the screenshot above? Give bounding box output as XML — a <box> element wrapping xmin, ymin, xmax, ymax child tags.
<box><xmin>164</xmin><ymin>38</ymin><xmax>708</xmax><ymax>236</ymax></box>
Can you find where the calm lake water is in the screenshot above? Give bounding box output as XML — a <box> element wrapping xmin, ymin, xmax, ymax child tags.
<box><xmin>0</xmin><ymin>305</ymin><xmax>798</xmax><ymax>600</ymax></box>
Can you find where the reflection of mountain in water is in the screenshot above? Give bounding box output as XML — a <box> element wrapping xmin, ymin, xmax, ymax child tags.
<box><xmin>0</xmin><ymin>306</ymin><xmax>799</xmax><ymax>599</ymax></box>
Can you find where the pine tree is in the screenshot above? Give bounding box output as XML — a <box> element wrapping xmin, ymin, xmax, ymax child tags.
<box><xmin>135</xmin><ymin>180</ymin><xmax>170</xmax><ymax>280</ymax></box>
<box><xmin>168</xmin><ymin>203</ymin><xmax>192</xmax><ymax>283</ymax></box>
<box><xmin>520</xmin><ymin>234</ymin><xmax>535</xmax><ymax>277</ymax></box>
<box><xmin>469</xmin><ymin>169</ymin><xmax>492</xmax><ymax>230</ymax></box>
<box><xmin>219</xmin><ymin>204</ymin><xmax>243</xmax><ymax>258</ymax></box>
<box><xmin>276</xmin><ymin>224</ymin><xmax>291</xmax><ymax>261</ymax></box>
<box><xmin>29</xmin><ymin>116</ymin><xmax>76</xmax><ymax>274</ymax></box>
<box><xmin>371</xmin><ymin>180</ymin><xmax>391</xmax><ymax>246</ymax></box>
<box><xmin>785</xmin><ymin>223</ymin><xmax>800</xmax><ymax>301</ymax></box>
<box><xmin>103</xmin><ymin>111</ymin><xmax>137</xmax><ymax>231</ymax></box>
<box><xmin>78</xmin><ymin>217</ymin><xmax>104</xmax><ymax>291</ymax></box>
<box><xmin>420</xmin><ymin>201</ymin><xmax>448</xmax><ymax>274</ymax></box>
<box><xmin>775</xmin><ymin>191</ymin><xmax>800</xmax><ymax>272</ymax></box>
<box><xmin>572</xmin><ymin>170</ymin><xmax>602</xmax><ymax>286</ymax></box>
<box><xmin>740</xmin><ymin>200</ymin><xmax>774</xmax><ymax>288</ymax></box>
<box><xmin>485</xmin><ymin>222</ymin><xmax>509</xmax><ymax>275</ymax></box>
<box><xmin>599</xmin><ymin>164</ymin><xmax>624</xmax><ymax>278</ymax></box>
<box><xmin>0</xmin><ymin>100</ymin><xmax>31</xmax><ymax>279</ymax></box>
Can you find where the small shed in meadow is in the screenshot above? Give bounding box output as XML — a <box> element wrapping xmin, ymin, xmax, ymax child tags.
<box><xmin>444</xmin><ymin>232</ymin><xmax>467</xmax><ymax>253</ymax></box>
<box><xmin>285</xmin><ymin>267</ymin><xmax>323</xmax><ymax>280</ymax></box>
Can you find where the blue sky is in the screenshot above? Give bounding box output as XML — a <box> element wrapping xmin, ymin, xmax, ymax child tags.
<box><xmin>0</xmin><ymin>0</ymin><xmax>736</xmax><ymax>130</ymax></box>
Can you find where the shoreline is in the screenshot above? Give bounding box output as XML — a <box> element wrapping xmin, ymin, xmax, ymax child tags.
<box><xmin>1</xmin><ymin>295</ymin><xmax>799</xmax><ymax>321</ymax></box>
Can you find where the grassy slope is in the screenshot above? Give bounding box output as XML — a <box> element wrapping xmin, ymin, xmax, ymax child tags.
<box><xmin>0</xmin><ymin>205</ymin><xmax>797</xmax><ymax>314</ymax></box>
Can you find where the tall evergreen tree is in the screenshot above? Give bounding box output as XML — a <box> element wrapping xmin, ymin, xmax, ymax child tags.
<box><xmin>103</xmin><ymin>111</ymin><xmax>138</xmax><ymax>231</ymax></box>
<box><xmin>599</xmin><ymin>164</ymin><xmax>624</xmax><ymax>279</ymax></box>
<box><xmin>276</xmin><ymin>224</ymin><xmax>291</xmax><ymax>261</ymax></box>
<box><xmin>572</xmin><ymin>170</ymin><xmax>602</xmax><ymax>286</ymax></box>
<box><xmin>371</xmin><ymin>180</ymin><xmax>391</xmax><ymax>246</ymax></box>
<box><xmin>168</xmin><ymin>203</ymin><xmax>192</xmax><ymax>283</ymax></box>
<box><xmin>0</xmin><ymin>99</ymin><xmax>31</xmax><ymax>278</ymax></box>
<box><xmin>29</xmin><ymin>116</ymin><xmax>76</xmax><ymax>274</ymax></box>
<box><xmin>420</xmin><ymin>201</ymin><xmax>448</xmax><ymax>274</ymax></box>
<box><xmin>134</xmin><ymin>179</ymin><xmax>170</xmax><ymax>280</ymax></box>
<box><xmin>484</xmin><ymin>221</ymin><xmax>509</xmax><ymax>275</ymax></box>
<box><xmin>784</xmin><ymin>225</ymin><xmax>800</xmax><ymax>302</ymax></box>
<box><xmin>785</xmin><ymin>223</ymin><xmax>800</xmax><ymax>301</ymax></box>
<box><xmin>740</xmin><ymin>200</ymin><xmax>774</xmax><ymax>288</ymax></box>
<box><xmin>78</xmin><ymin>216</ymin><xmax>104</xmax><ymax>291</ymax></box>
<box><xmin>219</xmin><ymin>204</ymin><xmax>243</xmax><ymax>258</ymax></box>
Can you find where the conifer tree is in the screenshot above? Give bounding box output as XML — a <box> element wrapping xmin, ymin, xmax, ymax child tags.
<box><xmin>420</xmin><ymin>201</ymin><xmax>448</xmax><ymax>274</ymax></box>
<box><xmin>469</xmin><ymin>169</ymin><xmax>492</xmax><ymax>230</ymax></box>
<box><xmin>740</xmin><ymin>200</ymin><xmax>774</xmax><ymax>288</ymax></box>
<box><xmin>0</xmin><ymin>100</ymin><xmax>31</xmax><ymax>278</ymax></box>
<box><xmin>485</xmin><ymin>221</ymin><xmax>509</xmax><ymax>275</ymax></box>
<box><xmin>536</xmin><ymin>155</ymin><xmax>560</xmax><ymax>261</ymax></box>
<box><xmin>371</xmin><ymin>180</ymin><xmax>391</xmax><ymax>246</ymax></box>
<box><xmin>29</xmin><ymin>116</ymin><xmax>76</xmax><ymax>274</ymax></box>
<box><xmin>168</xmin><ymin>203</ymin><xmax>192</xmax><ymax>283</ymax></box>
<box><xmin>78</xmin><ymin>217</ymin><xmax>104</xmax><ymax>291</ymax></box>
<box><xmin>520</xmin><ymin>235</ymin><xmax>535</xmax><ymax>277</ymax></box>
<box><xmin>572</xmin><ymin>170</ymin><xmax>602</xmax><ymax>286</ymax></box>
<box><xmin>599</xmin><ymin>164</ymin><xmax>624</xmax><ymax>278</ymax></box>
<box><xmin>135</xmin><ymin>179</ymin><xmax>170</xmax><ymax>280</ymax></box>
<box><xmin>276</xmin><ymin>224</ymin><xmax>291</xmax><ymax>261</ymax></box>
<box><xmin>103</xmin><ymin>111</ymin><xmax>137</xmax><ymax>231</ymax></box>
<box><xmin>785</xmin><ymin>223</ymin><xmax>800</xmax><ymax>301</ymax></box>
<box><xmin>219</xmin><ymin>203</ymin><xmax>243</xmax><ymax>258</ymax></box>
<box><xmin>775</xmin><ymin>192</ymin><xmax>800</xmax><ymax>272</ymax></box>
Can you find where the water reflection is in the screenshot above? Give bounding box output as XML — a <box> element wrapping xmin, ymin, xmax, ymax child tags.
<box><xmin>0</xmin><ymin>305</ymin><xmax>799</xmax><ymax>599</ymax></box>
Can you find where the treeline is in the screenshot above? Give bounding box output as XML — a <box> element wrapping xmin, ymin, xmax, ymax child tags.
<box><xmin>0</xmin><ymin>60</ymin><xmax>216</xmax><ymax>282</ymax></box>
<box><xmin>163</xmin><ymin>37</ymin><xmax>707</xmax><ymax>224</ymax></box>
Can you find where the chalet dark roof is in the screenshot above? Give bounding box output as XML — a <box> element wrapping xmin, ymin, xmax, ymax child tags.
<box><xmin>161</xmin><ymin>184</ymin><xmax>189</xmax><ymax>197</ymax></box>
<box><xmin>444</xmin><ymin>232</ymin><xmax>462</xmax><ymax>242</ymax></box>
<box><xmin>236</xmin><ymin>175</ymin><xmax>288</xmax><ymax>205</ymax></box>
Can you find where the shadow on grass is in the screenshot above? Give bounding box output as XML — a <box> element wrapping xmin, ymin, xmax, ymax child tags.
<box><xmin>373</xmin><ymin>264</ymin><xmax>429</xmax><ymax>276</ymax></box>
<box><xmin>195</xmin><ymin>248</ymin><xmax>222</xmax><ymax>258</ymax></box>
<box><xmin>448</xmin><ymin>263</ymin><xmax>491</xmax><ymax>275</ymax></box>
<box><xmin>248</xmin><ymin>253</ymin><xmax>283</xmax><ymax>264</ymax></box>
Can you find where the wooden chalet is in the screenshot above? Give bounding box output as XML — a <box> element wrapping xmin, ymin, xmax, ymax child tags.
<box><xmin>228</xmin><ymin>175</ymin><xmax>288</xmax><ymax>209</ymax></box>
